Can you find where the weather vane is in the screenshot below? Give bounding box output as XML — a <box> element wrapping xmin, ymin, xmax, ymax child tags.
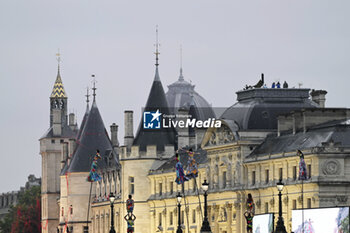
<box><xmin>56</xmin><ymin>49</ymin><xmax>61</xmax><ymax>65</ymax></box>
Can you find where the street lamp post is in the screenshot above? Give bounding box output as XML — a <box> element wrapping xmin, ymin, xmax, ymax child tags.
<box><xmin>176</xmin><ymin>193</ymin><xmax>183</xmax><ymax>233</ymax></box>
<box><xmin>275</xmin><ymin>181</ymin><xmax>287</xmax><ymax>233</ymax></box>
<box><xmin>109</xmin><ymin>193</ymin><xmax>116</xmax><ymax>233</ymax></box>
<box><xmin>200</xmin><ymin>180</ymin><xmax>212</xmax><ymax>233</ymax></box>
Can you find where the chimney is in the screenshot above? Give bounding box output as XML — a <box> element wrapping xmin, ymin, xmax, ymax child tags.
<box><xmin>68</xmin><ymin>138</ymin><xmax>76</xmax><ymax>165</ymax></box>
<box><xmin>61</xmin><ymin>142</ymin><xmax>69</xmax><ymax>169</ymax></box>
<box><xmin>310</xmin><ymin>90</ymin><xmax>327</xmax><ymax>108</ymax></box>
<box><xmin>69</xmin><ymin>113</ymin><xmax>75</xmax><ymax>126</ymax></box>
<box><xmin>110</xmin><ymin>123</ymin><xmax>119</xmax><ymax>148</ymax></box>
<box><xmin>52</xmin><ymin>109</ymin><xmax>62</xmax><ymax>136</ymax></box>
<box><xmin>124</xmin><ymin>111</ymin><xmax>134</xmax><ymax>148</ymax></box>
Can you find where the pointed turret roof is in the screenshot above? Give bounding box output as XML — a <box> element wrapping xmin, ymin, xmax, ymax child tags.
<box><xmin>133</xmin><ymin>66</ymin><xmax>177</xmax><ymax>151</ymax></box>
<box><xmin>50</xmin><ymin>67</ymin><xmax>67</xmax><ymax>98</ymax></box>
<box><xmin>67</xmin><ymin>98</ymin><xmax>116</xmax><ymax>173</ymax></box>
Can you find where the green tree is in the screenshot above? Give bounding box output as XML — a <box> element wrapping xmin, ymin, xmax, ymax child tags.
<box><xmin>0</xmin><ymin>186</ymin><xmax>41</xmax><ymax>233</ymax></box>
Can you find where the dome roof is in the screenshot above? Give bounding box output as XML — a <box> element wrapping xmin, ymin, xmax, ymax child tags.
<box><xmin>166</xmin><ymin>68</ymin><xmax>216</xmax><ymax>121</ymax></box>
<box><xmin>220</xmin><ymin>88</ymin><xmax>318</xmax><ymax>130</ymax></box>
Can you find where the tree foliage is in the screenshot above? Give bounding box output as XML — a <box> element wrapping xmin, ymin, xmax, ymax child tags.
<box><xmin>0</xmin><ymin>186</ymin><xmax>41</xmax><ymax>233</ymax></box>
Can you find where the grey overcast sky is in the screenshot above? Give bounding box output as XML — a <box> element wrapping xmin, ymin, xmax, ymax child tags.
<box><xmin>0</xmin><ymin>0</ymin><xmax>349</xmax><ymax>193</ymax></box>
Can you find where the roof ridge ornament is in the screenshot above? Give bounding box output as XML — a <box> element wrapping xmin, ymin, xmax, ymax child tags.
<box><xmin>179</xmin><ymin>45</ymin><xmax>184</xmax><ymax>81</ymax></box>
<box><xmin>154</xmin><ymin>25</ymin><xmax>160</xmax><ymax>67</ymax></box>
<box><xmin>86</xmin><ymin>87</ymin><xmax>90</xmax><ymax>103</ymax></box>
<box><xmin>56</xmin><ymin>49</ymin><xmax>61</xmax><ymax>75</ymax></box>
<box><xmin>91</xmin><ymin>75</ymin><xmax>97</xmax><ymax>102</ymax></box>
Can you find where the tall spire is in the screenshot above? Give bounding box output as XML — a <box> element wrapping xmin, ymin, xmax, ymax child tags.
<box><xmin>179</xmin><ymin>45</ymin><xmax>184</xmax><ymax>81</ymax></box>
<box><xmin>91</xmin><ymin>75</ymin><xmax>97</xmax><ymax>102</ymax></box>
<box><xmin>51</xmin><ymin>51</ymin><xmax>66</xmax><ymax>98</ymax></box>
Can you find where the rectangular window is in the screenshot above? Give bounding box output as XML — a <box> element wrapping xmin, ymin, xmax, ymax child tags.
<box><xmin>181</xmin><ymin>210</ymin><xmax>184</xmax><ymax>224</ymax></box>
<box><xmin>170</xmin><ymin>212</ymin><xmax>173</xmax><ymax>225</ymax></box>
<box><xmin>279</xmin><ymin>168</ymin><xmax>283</xmax><ymax>181</ymax></box>
<box><xmin>308</xmin><ymin>164</ymin><xmax>312</xmax><ymax>179</ymax></box>
<box><xmin>193</xmin><ymin>179</ymin><xmax>196</xmax><ymax>192</ymax></box>
<box><xmin>159</xmin><ymin>183</ymin><xmax>163</xmax><ymax>196</ymax></box>
<box><xmin>293</xmin><ymin>200</ymin><xmax>297</xmax><ymax>209</ymax></box>
<box><xmin>307</xmin><ymin>198</ymin><xmax>311</xmax><ymax>208</ymax></box>
<box><xmin>265</xmin><ymin>170</ymin><xmax>269</xmax><ymax>184</ymax></box>
<box><xmin>170</xmin><ymin>182</ymin><xmax>174</xmax><ymax>195</ymax></box>
<box><xmin>293</xmin><ymin>166</ymin><xmax>297</xmax><ymax>180</ymax></box>
<box><xmin>159</xmin><ymin>213</ymin><xmax>162</xmax><ymax>226</ymax></box>
<box><xmin>252</xmin><ymin>171</ymin><xmax>256</xmax><ymax>185</ymax></box>
<box><xmin>70</xmin><ymin>205</ymin><xmax>73</xmax><ymax>215</ymax></box>
<box><xmin>192</xmin><ymin>209</ymin><xmax>196</xmax><ymax>223</ymax></box>
<box><xmin>223</xmin><ymin>171</ymin><xmax>227</xmax><ymax>188</ymax></box>
<box><xmin>265</xmin><ymin>202</ymin><xmax>268</xmax><ymax>213</ymax></box>
<box><xmin>83</xmin><ymin>226</ymin><xmax>88</xmax><ymax>233</ymax></box>
<box><xmin>51</xmin><ymin>139</ymin><xmax>55</xmax><ymax>144</ymax></box>
<box><xmin>129</xmin><ymin>177</ymin><xmax>134</xmax><ymax>195</ymax></box>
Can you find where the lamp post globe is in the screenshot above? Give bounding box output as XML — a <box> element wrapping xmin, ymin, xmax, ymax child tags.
<box><xmin>176</xmin><ymin>192</ymin><xmax>183</xmax><ymax>233</ymax></box>
<box><xmin>200</xmin><ymin>180</ymin><xmax>212</xmax><ymax>233</ymax></box>
<box><xmin>109</xmin><ymin>192</ymin><xmax>116</xmax><ymax>233</ymax></box>
<box><xmin>275</xmin><ymin>181</ymin><xmax>287</xmax><ymax>233</ymax></box>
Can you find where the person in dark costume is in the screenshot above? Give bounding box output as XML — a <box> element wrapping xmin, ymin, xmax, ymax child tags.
<box><xmin>126</xmin><ymin>194</ymin><xmax>134</xmax><ymax>213</ymax></box>
<box><xmin>124</xmin><ymin>212</ymin><xmax>136</xmax><ymax>233</ymax></box>
<box><xmin>244</xmin><ymin>211</ymin><xmax>254</xmax><ymax>233</ymax></box>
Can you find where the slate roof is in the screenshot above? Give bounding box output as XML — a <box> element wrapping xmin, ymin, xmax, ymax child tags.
<box><xmin>220</xmin><ymin>88</ymin><xmax>318</xmax><ymax>130</ymax></box>
<box><xmin>133</xmin><ymin>66</ymin><xmax>177</xmax><ymax>151</ymax></box>
<box><xmin>40</xmin><ymin>124</ymin><xmax>77</xmax><ymax>139</ymax></box>
<box><xmin>249</xmin><ymin>119</ymin><xmax>350</xmax><ymax>157</ymax></box>
<box><xmin>67</xmin><ymin>100</ymin><xmax>118</xmax><ymax>173</ymax></box>
<box><xmin>60</xmin><ymin>103</ymin><xmax>90</xmax><ymax>175</ymax></box>
<box><xmin>166</xmin><ymin>68</ymin><xmax>216</xmax><ymax>121</ymax></box>
<box><xmin>150</xmin><ymin>147</ymin><xmax>208</xmax><ymax>174</ymax></box>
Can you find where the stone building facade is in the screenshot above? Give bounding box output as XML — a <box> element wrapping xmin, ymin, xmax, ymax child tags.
<box><xmin>40</xmin><ymin>55</ymin><xmax>350</xmax><ymax>233</ymax></box>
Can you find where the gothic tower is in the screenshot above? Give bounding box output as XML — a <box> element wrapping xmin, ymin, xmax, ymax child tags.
<box><xmin>40</xmin><ymin>61</ymin><xmax>77</xmax><ymax>233</ymax></box>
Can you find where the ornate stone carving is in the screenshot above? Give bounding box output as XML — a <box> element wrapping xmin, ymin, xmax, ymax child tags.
<box><xmin>206</xmin><ymin>125</ymin><xmax>235</xmax><ymax>146</ymax></box>
<box><xmin>322</xmin><ymin>159</ymin><xmax>341</xmax><ymax>175</ymax></box>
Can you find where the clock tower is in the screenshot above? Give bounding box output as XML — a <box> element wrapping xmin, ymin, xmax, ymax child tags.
<box><xmin>40</xmin><ymin>57</ymin><xmax>77</xmax><ymax>233</ymax></box>
<box><xmin>49</xmin><ymin>64</ymin><xmax>67</xmax><ymax>127</ymax></box>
